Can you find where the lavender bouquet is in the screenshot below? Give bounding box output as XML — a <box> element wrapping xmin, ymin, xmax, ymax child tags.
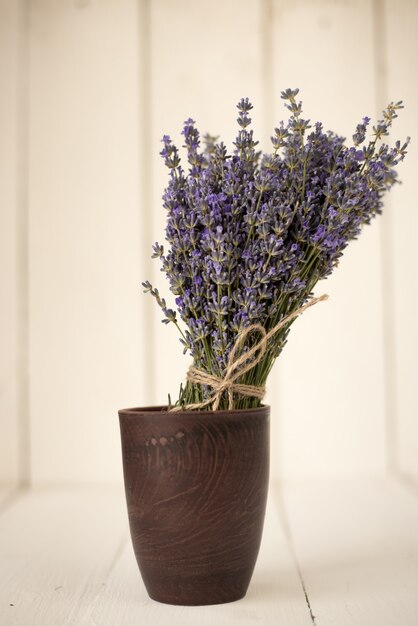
<box><xmin>144</xmin><ymin>89</ymin><xmax>409</xmax><ymax>411</ymax></box>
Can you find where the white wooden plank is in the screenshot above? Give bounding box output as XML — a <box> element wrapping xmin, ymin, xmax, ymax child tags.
<box><xmin>0</xmin><ymin>487</ymin><xmax>311</xmax><ymax>624</ymax></box>
<box><xmin>83</xmin><ymin>490</ymin><xmax>312</xmax><ymax>625</ymax></box>
<box><xmin>29</xmin><ymin>0</ymin><xmax>145</xmax><ymax>485</ymax></box>
<box><xmin>148</xmin><ymin>0</ymin><xmax>265</xmax><ymax>406</ymax></box>
<box><xmin>0</xmin><ymin>0</ymin><xmax>23</xmax><ymax>484</ymax></box>
<box><xmin>281</xmin><ymin>477</ymin><xmax>418</xmax><ymax>625</ymax></box>
<box><xmin>2</xmin><ymin>481</ymin><xmax>418</xmax><ymax>624</ymax></box>
<box><xmin>384</xmin><ymin>0</ymin><xmax>418</xmax><ymax>474</ymax></box>
<box><xmin>270</xmin><ymin>0</ymin><xmax>386</xmax><ymax>477</ymax></box>
<box><xmin>0</xmin><ymin>488</ymin><xmax>127</xmax><ymax>625</ymax></box>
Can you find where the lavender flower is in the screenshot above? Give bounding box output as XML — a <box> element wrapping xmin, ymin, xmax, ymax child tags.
<box><xmin>144</xmin><ymin>90</ymin><xmax>409</xmax><ymax>410</ymax></box>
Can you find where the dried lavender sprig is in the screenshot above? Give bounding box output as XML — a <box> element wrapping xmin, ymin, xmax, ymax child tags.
<box><xmin>144</xmin><ymin>90</ymin><xmax>409</xmax><ymax>410</ymax></box>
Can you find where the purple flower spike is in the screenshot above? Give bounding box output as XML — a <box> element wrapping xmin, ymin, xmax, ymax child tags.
<box><xmin>144</xmin><ymin>92</ymin><xmax>408</xmax><ymax>410</ymax></box>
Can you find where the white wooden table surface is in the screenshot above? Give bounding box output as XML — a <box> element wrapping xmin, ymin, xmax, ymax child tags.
<box><xmin>1</xmin><ymin>477</ymin><xmax>418</xmax><ymax>626</ymax></box>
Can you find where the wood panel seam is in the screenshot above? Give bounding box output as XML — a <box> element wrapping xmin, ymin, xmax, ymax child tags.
<box><xmin>275</xmin><ymin>484</ymin><xmax>317</xmax><ymax>625</ymax></box>
<box><xmin>138</xmin><ymin>0</ymin><xmax>155</xmax><ymax>402</ymax></box>
<box><xmin>16</xmin><ymin>0</ymin><xmax>30</xmax><ymax>487</ymax></box>
<box><xmin>261</xmin><ymin>0</ymin><xmax>283</xmax><ymax>482</ymax></box>
<box><xmin>261</xmin><ymin>0</ymin><xmax>274</xmax><ymax>147</ymax></box>
<box><xmin>103</xmin><ymin>533</ymin><xmax>130</xmax><ymax>584</ymax></box>
<box><xmin>372</xmin><ymin>0</ymin><xmax>399</xmax><ymax>476</ymax></box>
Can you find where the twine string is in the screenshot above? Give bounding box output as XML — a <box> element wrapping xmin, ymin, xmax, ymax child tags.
<box><xmin>170</xmin><ymin>293</ymin><xmax>328</xmax><ymax>412</ymax></box>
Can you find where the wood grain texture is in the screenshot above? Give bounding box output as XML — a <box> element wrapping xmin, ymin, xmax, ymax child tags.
<box><xmin>269</xmin><ymin>0</ymin><xmax>387</xmax><ymax>477</ymax></box>
<box><xmin>28</xmin><ymin>0</ymin><xmax>145</xmax><ymax>485</ymax></box>
<box><xmin>281</xmin><ymin>476</ymin><xmax>418</xmax><ymax>625</ymax></box>
<box><xmin>119</xmin><ymin>406</ymin><xmax>270</xmax><ymax>605</ymax></box>
<box><xmin>0</xmin><ymin>488</ymin><xmax>127</xmax><ymax>626</ymax></box>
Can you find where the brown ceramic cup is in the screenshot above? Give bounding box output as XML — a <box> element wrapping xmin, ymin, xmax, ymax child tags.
<box><xmin>119</xmin><ymin>405</ymin><xmax>270</xmax><ymax>605</ymax></box>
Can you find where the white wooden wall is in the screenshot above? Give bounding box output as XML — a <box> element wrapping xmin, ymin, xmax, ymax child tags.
<box><xmin>1</xmin><ymin>0</ymin><xmax>417</xmax><ymax>487</ymax></box>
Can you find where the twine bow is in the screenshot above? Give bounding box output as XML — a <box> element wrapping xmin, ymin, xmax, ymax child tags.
<box><xmin>170</xmin><ymin>294</ymin><xmax>328</xmax><ymax>412</ymax></box>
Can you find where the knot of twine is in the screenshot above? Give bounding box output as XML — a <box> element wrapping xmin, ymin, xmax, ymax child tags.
<box><xmin>170</xmin><ymin>294</ymin><xmax>328</xmax><ymax>412</ymax></box>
